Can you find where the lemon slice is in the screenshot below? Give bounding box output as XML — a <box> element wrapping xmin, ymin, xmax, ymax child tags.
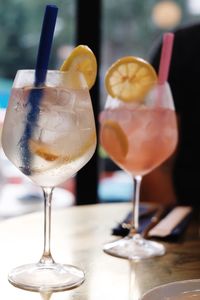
<box><xmin>60</xmin><ymin>45</ymin><xmax>97</xmax><ymax>89</ymax></box>
<box><xmin>29</xmin><ymin>140</ymin><xmax>60</xmax><ymax>162</ymax></box>
<box><xmin>105</xmin><ymin>56</ymin><xmax>157</xmax><ymax>102</ymax></box>
<box><xmin>29</xmin><ymin>132</ymin><xmax>96</xmax><ymax>164</ymax></box>
<box><xmin>101</xmin><ymin>120</ymin><xmax>128</xmax><ymax>161</ymax></box>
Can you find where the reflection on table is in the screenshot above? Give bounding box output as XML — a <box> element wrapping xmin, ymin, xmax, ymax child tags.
<box><xmin>0</xmin><ymin>203</ymin><xmax>199</xmax><ymax>300</ymax></box>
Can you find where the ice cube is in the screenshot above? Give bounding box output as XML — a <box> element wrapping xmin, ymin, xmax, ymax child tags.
<box><xmin>57</xmin><ymin>89</ymin><xmax>76</xmax><ymax>111</ymax></box>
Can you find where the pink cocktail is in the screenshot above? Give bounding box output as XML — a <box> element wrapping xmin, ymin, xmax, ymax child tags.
<box><xmin>100</xmin><ymin>105</ymin><xmax>177</xmax><ymax>176</ymax></box>
<box><xmin>100</xmin><ymin>79</ymin><xmax>178</xmax><ymax>259</ymax></box>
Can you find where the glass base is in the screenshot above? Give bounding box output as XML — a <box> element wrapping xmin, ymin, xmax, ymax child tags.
<box><xmin>8</xmin><ymin>262</ymin><xmax>85</xmax><ymax>292</ymax></box>
<box><xmin>103</xmin><ymin>234</ymin><xmax>166</xmax><ymax>260</ymax></box>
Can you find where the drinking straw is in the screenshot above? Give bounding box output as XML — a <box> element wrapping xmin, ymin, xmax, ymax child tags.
<box><xmin>158</xmin><ymin>32</ymin><xmax>174</xmax><ymax>85</ymax></box>
<box><xmin>20</xmin><ymin>4</ymin><xmax>58</xmax><ymax>175</ymax></box>
<box><xmin>35</xmin><ymin>4</ymin><xmax>58</xmax><ymax>86</ymax></box>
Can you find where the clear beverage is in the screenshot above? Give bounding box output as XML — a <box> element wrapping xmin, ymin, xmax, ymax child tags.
<box><xmin>1</xmin><ymin>69</ymin><xmax>96</xmax><ymax>291</ymax></box>
<box><xmin>2</xmin><ymin>86</ymin><xmax>96</xmax><ymax>187</ymax></box>
<box><xmin>100</xmin><ymin>106</ymin><xmax>177</xmax><ymax>176</ymax></box>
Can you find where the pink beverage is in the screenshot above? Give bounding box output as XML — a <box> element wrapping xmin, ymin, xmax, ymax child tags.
<box><xmin>100</xmin><ymin>106</ymin><xmax>178</xmax><ymax>176</ymax></box>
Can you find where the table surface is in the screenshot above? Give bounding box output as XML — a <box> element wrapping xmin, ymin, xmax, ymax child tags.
<box><xmin>0</xmin><ymin>202</ymin><xmax>199</xmax><ymax>300</ymax></box>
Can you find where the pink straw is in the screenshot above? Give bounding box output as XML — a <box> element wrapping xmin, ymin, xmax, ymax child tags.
<box><xmin>158</xmin><ymin>32</ymin><xmax>174</xmax><ymax>85</ymax></box>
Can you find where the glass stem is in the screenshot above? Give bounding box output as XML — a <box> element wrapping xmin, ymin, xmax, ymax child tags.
<box><xmin>40</xmin><ymin>292</ymin><xmax>52</xmax><ymax>300</ymax></box>
<box><xmin>39</xmin><ymin>187</ymin><xmax>55</xmax><ymax>264</ymax></box>
<box><xmin>129</xmin><ymin>175</ymin><xmax>142</xmax><ymax>237</ymax></box>
<box><xmin>129</xmin><ymin>260</ymin><xmax>140</xmax><ymax>300</ymax></box>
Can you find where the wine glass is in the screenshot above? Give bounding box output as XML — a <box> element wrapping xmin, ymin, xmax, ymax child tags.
<box><xmin>100</xmin><ymin>68</ymin><xmax>178</xmax><ymax>260</ymax></box>
<box><xmin>1</xmin><ymin>69</ymin><xmax>97</xmax><ymax>291</ymax></box>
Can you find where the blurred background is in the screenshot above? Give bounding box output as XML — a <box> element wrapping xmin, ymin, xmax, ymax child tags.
<box><xmin>0</xmin><ymin>0</ymin><xmax>199</xmax><ymax>218</ymax></box>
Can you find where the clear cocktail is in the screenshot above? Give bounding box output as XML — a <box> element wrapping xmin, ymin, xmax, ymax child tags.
<box><xmin>3</xmin><ymin>71</ymin><xmax>96</xmax><ymax>187</ymax></box>
<box><xmin>1</xmin><ymin>69</ymin><xmax>97</xmax><ymax>291</ymax></box>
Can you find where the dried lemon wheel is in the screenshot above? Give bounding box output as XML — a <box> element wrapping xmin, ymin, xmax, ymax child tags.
<box><xmin>105</xmin><ymin>56</ymin><xmax>157</xmax><ymax>102</ymax></box>
<box><xmin>60</xmin><ymin>45</ymin><xmax>97</xmax><ymax>89</ymax></box>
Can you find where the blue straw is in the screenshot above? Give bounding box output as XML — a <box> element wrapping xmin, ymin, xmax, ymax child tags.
<box><xmin>35</xmin><ymin>4</ymin><xmax>58</xmax><ymax>86</ymax></box>
<box><xmin>20</xmin><ymin>4</ymin><xmax>58</xmax><ymax>175</ymax></box>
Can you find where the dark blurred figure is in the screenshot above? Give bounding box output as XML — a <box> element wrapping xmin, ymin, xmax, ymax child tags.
<box><xmin>140</xmin><ymin>23</ymin><xmax>200</xmax><ymax>208</ymax></box>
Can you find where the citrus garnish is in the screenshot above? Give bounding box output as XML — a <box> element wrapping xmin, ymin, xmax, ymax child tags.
<box><xmin>101</xmin><ymin>120</ymin><xmax>128</xmax><ymax>161</ymax></box>
<box><xmin>29</xmin><ymin>140</ymin><xmax>60</xmax><ymax>161</ymax></box>
<box><xmin>60</xmin><ymin>45</ymin><xmax>97</xmax><ymax>89</ymax></box>
<box><xmin>105</xmin><ymin>56</ymin><xmax>157</xmax><ymax>102</ymax></box>
<box><xmin>29</xmin><ymin>131</ymin><xmax>96</xmax><ymax>165</ymax></box>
